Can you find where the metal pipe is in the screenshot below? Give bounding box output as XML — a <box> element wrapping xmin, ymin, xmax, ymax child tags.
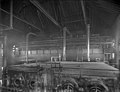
<box><xmin>87</xmin><ymin>24</ymin><xmax>90</xmax><ymax>61</ymax></box>
<box><xmin>63</xmin><ymin>27</ymin><xmax>67</xmax><ymax>61</ymax></box>
<box><xmin>10</xmin><ymin>0</ymin><xmax>13</xmax><ymax>29</ymax></box>
<box><xmin>114</xmin><ymin>15</ymin><xmax>120</xmax><ymax>88</ymax></box>
<box><xmin>81</xmin><ymin>0</ymin><xmax>90</xmax><ymax>61</ymax></box>
<box><xmin>43</xmin><ymin>73</ymin><xmax>47</xmax><ymax>92</ymax></box>
<box><xmin>63</xmin><ymin>19</ymin><xmax>83</xmax><ymax>24</ymax></box>
<box><xmin>115</xmin><ymin>15</ymin><xmax>120</xmax><ymax>69</ymax></box>
<box><xmin>80</xmin><ymin>0</ymin><xmax>87</xmax><ymax>25</ymax></box>
<box><xmin>0</xmin><ymin>1</ymin><xmax>1</xmax><ymax>27</ymax></box>
<box><xmin>26</xmin><ymin>32</ymin><xmax>37</xmax><ymax>63</ymax></box>
<box><xmin>3</xmin><ymin>35</ymin><xmax>7</xmax><ymax>67</ymax></box>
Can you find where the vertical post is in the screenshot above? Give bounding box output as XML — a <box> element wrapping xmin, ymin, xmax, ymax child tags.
<box><xmin>0</xmin><ymin>2</ymin><xmax>2</xmax><ymax>81</ymax></box>
<box><xmin>87</xmin><ymin>24</ymin><xmax>90</xmax><ymax>61</ymax></box>
<box><xmin>0</xmin><ymin>0</ymin><xmax>1</xmax><ymax>25</ymax></box>
<box><xmin>114</xmin><ymin>15</ymin><xmax>120</xmax><ymax>92</ymax></box>
<box><xmin>3</xmin><ymin>36</ymin><xmax>7</xmax><ymax>68</ymax></box>
<box><xmin>114</xmin><ymin>15</ymin><xmax>120</xmax><ymax>69</ymax></box>
<box><xmin>63</xmin><ymin>27</ymin><xmax>67</xmax><ymax>61</ymax></box>
<box><xmin>115</xmin><ymin>34</ymin><xmax>119</xmax><ymax>68</ymax></box>
<box><xmin>81</xmin><ymin>0</ymin><xmax>91</xmax><ymax>61</ymax></box>
<box><xmin>81</xmin><ymin>0</ymin><xmax>87</xmax><ymax>25</ymax></box>
<box><xmin>26</xmin><ymin>35</ymin><xmax>28</xmax><ymax>63</ymax></box>
<box><xmin>10</xmin><ymin>0</ymin><xmax>13</xmax><ymax>29</ymax></box>
<box><xmin>115</xmin><ymin>29</ymin><xmax>120</xmax><ymax>92</ymax></box>
<box><xmin>43</xmin><ymin>73</ymin><xmax>47</xmax><ymax>92</ymax></box>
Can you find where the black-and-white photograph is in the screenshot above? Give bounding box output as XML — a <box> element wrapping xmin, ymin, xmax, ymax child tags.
<box><xmin>0</xmin><ymin>0</ymin><xmax>120</xmax><ymax>92</ymax></box>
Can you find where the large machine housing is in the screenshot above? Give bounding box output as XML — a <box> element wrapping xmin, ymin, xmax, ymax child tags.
<box><xmin>1</xmin><ymin>61</ymin><xmax>119</xmax><ymax>92</ymax></box>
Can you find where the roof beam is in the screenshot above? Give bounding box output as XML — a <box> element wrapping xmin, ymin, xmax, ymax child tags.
<box><xmin>30</xmin><ymin>0</ymin><xmax>71</xmax><ymax>35</ymax></box>
<box><xmin>95</xmin><ymin>0</ymin><xmax>120</xmax><ymax>13</ymax></box>
<box><xmin>30</xmin><ymin>0</ymin><xmax>61</xmax><ymax>28</ymax></box>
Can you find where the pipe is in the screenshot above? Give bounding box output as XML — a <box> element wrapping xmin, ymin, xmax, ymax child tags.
<box><xmin>63</xmin><ymin>27</ymin><xmax>67</xmax><ymax>61</ymax></box>
<box><xmin>26</xmin><ymin>32</ymin><xmax>37</xmax><ymax>63</ymax></box>
<box><xmin>10</xmin><ymin>0</ymin><xmax>13</xmax><ymax>29</ymax></box>
<box><xmin>87</xmin><ymin>24</ymin><xmax>90</xmax><ymax>61</ymax></box>
<box><xmin>80</xmin><ymin>0</ymin><xmax>87</xmax><ymax>25</ymax></box>
<box><xmin>3</xmin><ymin>36</ymin><xmax>7</xmax><ymax>68</ymax></box>
<box><xmin>0</xmin><ymin>1</ymin><xmax>1</xmax><ymax>27</ymax></box>
<box><xmin>43</xmin><ymin>73</ymin><xmax>47</xmax><ymax>92</ymax></box>
<box><xmin>81</xmin><ymin>0</ymin><xmax>90</xmax><ymax>61</ymax></box>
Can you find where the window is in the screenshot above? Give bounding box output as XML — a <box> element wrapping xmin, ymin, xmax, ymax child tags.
<box><xmin>44</xmin><ymin>50</ymin><xmax>50</xmax><ymax>54</ymax></box>
<box><xmin>21</xmin><ymin>51</ymin><xmax>26</xmax><ymax>55</ymax></box>
<box><xmin>51</xmin><ymin>50</ymin><xmax>57</xmax><ymax>54</ymax></box>
<box><xmin>58</xmin><ymin>49</ymin><xmax>62</xmax><ymax>54</ymax></box>
<box><xmin>28</xmin><ymin>50</ymin><xmax>31</xmax><ymax>55</ymax></box>
<box><xmin>38</xmin><ymin>50</ymin><xmax>43</xmax><ymax>54</ymax></box>
<box><xmin>93</xmin><ymin>49</ymin><xmax>102</xmax><ymax>53</ymax></box>
<box><xmin>31</xmin><ymin>50</ymin><xmax>36</xmax><ymax>54</ymax></box>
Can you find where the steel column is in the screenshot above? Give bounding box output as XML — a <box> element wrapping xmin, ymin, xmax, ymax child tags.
<box><xmin>10</xmin><ymin>0</ymin><xmax>13</xmax><ymax>29</ymax></box>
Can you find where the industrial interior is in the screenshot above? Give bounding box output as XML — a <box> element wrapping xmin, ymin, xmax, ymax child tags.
<box><xmin>0</xmin><ymin>0</ymin><xmax>120</xmax><ymax>92</ymax></box>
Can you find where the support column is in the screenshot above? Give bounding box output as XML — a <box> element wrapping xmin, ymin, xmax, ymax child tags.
<box><xmin>3</xmin><ymin>36</ymin><xmax>7</xmax><ymax>68</ymax></box>
<box><xmin>87</xmin><ymin>24</ymin><xmax>90</xmax><ymax>61</ymax></box>
<box><xmin>10</xmin><ymin>0</ymin><xmax>13</xmax><ymax>29</ymax></box>
<box><xmin>43</xmin><ymin>73</ymin><xmax>47</xmax><ymax>92</ymax></box>
<box><xmin>63</xmin><ymin>27</ymin><xmax>67</xmax><ymax>61</ymax></box>
<box><xmin>114</xmin><ymin>15</ymin><xmax>120</xmax><ymax>92</ymax></box>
